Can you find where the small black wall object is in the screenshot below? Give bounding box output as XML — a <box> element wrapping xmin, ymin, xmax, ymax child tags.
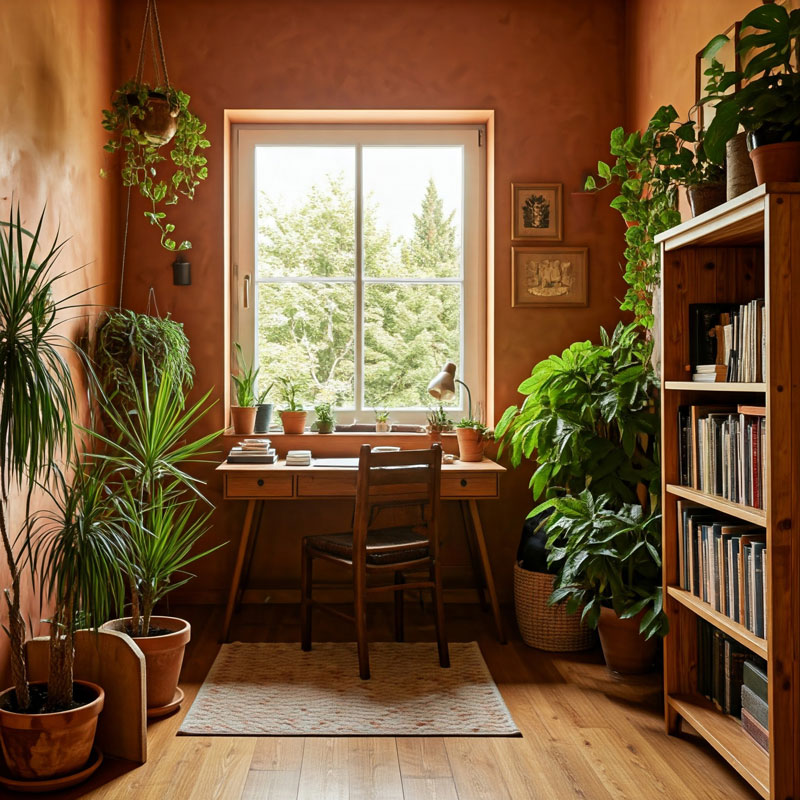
<box><xmin>172</xmin><ymin>255</ymin><xmax>191</xmax><ymax>286</ymax></box>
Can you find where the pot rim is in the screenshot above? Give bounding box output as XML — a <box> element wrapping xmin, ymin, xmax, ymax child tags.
<box><xmin>0</xmin><ymin>680</ymin><xmax>104</xmax><ymax>723</ymax></box>
<box><xmin>101</xmin><ymin>615</ymin><xmax>190</xmax><ymax>641</ymax></box>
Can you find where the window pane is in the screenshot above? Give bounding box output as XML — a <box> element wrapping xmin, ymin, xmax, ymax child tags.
<box><xmin>362</xmin><ymin>147</ymin><xmax>463</xmax><ymax>278</ymax></box>
<box><xmin>256</xmin><ymin>146</ymin><xmax>356</xmax><ymax>278</ymax></box>
<box><xmin>363</xmin><ymin>283</ymin><xmax>461</xmax><ymax>409</ymax></box>
<box><xmin>257</xmin><ymin>282</ymin><xmax>355</xmax><ymax>407</ymax></box>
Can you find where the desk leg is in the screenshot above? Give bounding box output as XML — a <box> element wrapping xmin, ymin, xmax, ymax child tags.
<box><xmin>221</xmin><ymin>499</ymin><xmax>256</xmax><ymax>643</ymax></box>
<box><xmin>236</xmin><ymin>500</ymin><xmax>264</xmax><ymax>612</ymax></box>
<box><xmin>465</xmin><ymin>499</ymin><xmax>506</xmax><ymax>644</ymax></box>
<box><xmin>459</xmin><ymin>501</ymin><xmax>488</xmax><ymax>611</ymax></box>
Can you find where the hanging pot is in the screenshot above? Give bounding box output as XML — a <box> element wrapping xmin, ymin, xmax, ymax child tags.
<box><xmin>127</xmin><ymin>91</ymin><xmax>179</xmax><ymax>147</ymax></box>
<box><xmin>687</xmin><ymin>182</ymin><xmax>726</xmax><ymax>217</ymax></box>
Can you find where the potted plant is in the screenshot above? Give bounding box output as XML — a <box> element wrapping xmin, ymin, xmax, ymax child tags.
<box><xmin>585</xmin><ymin>106</ymin><xmax>683</xmax><ymax>330</ymax></box>
<box><xmin>91</xmin><ymin>362</ymin><xmax>223</xmax><ymax>714</ymax></box>
<box><xmin>314</xmin><ymin>402</ymin><xmax>335</xmax><ymax>434</ymax></box>
<box><xmin>231</xmin><ymin>342</ymin><xmax>258</xmax><ymax>435</ymax></box>
<box><xmin>101</xmin><ymin>81</ymin><xmax>210</xmax><ymax>252</ymax></box>
<box><xmin>455</xmin><ymin>419</ymin><xmax>489</xmax><ymax>462</ymax></box>
<box><xmin>0</xmin><ymin>206</ymin><xmax>108</xmax><ymax>785</ymax></box>
<box><xmin>535</xmin><ymin>491</ymin><xmax>667</xmax><ymax>673</ymax></box>
<box><xmin>254</xmin><ymin>382</ymin><xmax>275</xmax><ymax>435</ymax></box>
<box><xmin>701</xmin><ymin>4</ymin><xmax>800</xmax><ymax>183</ymax></box>
<box><xmin>426</xmin><ymin>405</ymin><xmax>453</xmax><ymax>444</ymax></box>
<box><xmin>374</xmin><ymin>409</ymin><xmax>391</xmax><ymax>433</ymax></box>
<box><xmin>277</xmin><ymin>377</ymin><xmax>307</xmax><ymax>434</ymax></box>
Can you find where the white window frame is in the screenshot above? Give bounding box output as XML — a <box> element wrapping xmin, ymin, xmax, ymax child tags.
<box><xmin>232</xmin><ymin>124</ymin><xmax>486</xmax><ymax>424</ymax></box>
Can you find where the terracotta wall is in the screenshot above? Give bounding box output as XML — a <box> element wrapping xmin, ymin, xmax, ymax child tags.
<box><xmin>625</xmin><ymin>0</ymin><xmax>756</xmax><ymax>132</ymax></box>
<box><xmin>112</xmin><ymin>0</ymin><xmax>630</xmax><ymax>604</ymax></box>
<box><xmin>0</xmin><ymin>1</ymin><xmax>118</xmax><ymax>683</ymax></box>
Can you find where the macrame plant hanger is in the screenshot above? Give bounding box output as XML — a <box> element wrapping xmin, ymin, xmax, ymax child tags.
<box><xmin>118</xmin><ymin>0</ymin><xmax>171</xmax><ymax>311</ymax></box>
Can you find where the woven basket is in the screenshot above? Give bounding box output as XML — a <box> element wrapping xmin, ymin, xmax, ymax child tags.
<box><xmin>513</xmin><ymin>563</ymin><xmax>595</xmax><ymax>652</ymax></box>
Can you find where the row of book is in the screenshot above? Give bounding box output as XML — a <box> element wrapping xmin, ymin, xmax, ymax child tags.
<box><xmin>227</xmin><ymin>439</ymin><xmax>277</xmax><ymax>464</ymax></box>
<box><xmin>677</xmin><ymin>404</ymin><xmax>766</xmax><ymax>509</ymax></box>
<box><xmin>689</xmin><ymin>300</ymin><xmax>766</xmax><ymax>383</ymax></box>
<box><xmin>697</xmin><ymin>620</ymin><xmax>769</xmax><ymax>752</ymax></box>
<box><xmin>678</xmin><ymin>503</ymin><xmax>767</xmax><ymax>638</ymax></box>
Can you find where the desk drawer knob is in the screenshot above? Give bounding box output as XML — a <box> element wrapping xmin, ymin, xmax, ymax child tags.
<box><xmin>460</xmin><ymin>478</ymin><xmax>468</xmax><ymax>487</ymax></box>
<box><xmin>257</xmin><ymin>479</ymin><xmax>264</xmax><ymax>487</ymax></box>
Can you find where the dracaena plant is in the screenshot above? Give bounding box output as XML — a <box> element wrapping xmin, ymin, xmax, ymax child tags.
<box><xmin>701</xmin><ymin>3</ymin><xmax>800</xmax><ymax>164</ymax></box>
<box><xmin>0</xmin><ymin>206</ymin><xmax>82</xmax><ymax>711</ymax></box>
<box><xmin>495</xmin><ymin>322</ymin><xmax>660</xmax><ymax>511</ymax></box>
<box><xmin>533</xmin><ymin>490</ymin><xmax>668</xmax><ymax>640</ymax></box>
<box><xmin>231</xmin><ymin>342</ymin><xmax>259</xmax><ymax>407</ymax></box>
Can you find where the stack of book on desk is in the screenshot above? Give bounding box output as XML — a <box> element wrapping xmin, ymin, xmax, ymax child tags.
<box><xmin>227</xmin><ymin>439</ymin><xmax>277</xmax><ymax>464</ymax></box>
<box><xmin>286</xmin><ymin>449</ymin><xmax>312</xmax><ymax>466</ymax></box>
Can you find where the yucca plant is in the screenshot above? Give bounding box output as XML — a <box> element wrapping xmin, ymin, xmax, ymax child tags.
<box><xmin>87</xmin><ymin>360</ymin><xmax>224</xmax><ymax>636</ymax></box>
<box><xmin>29</xmin><ymin>460</ymin><xmax>125</xmax><ymax>710</ymax></box>
<box><xmin>0</xmin><ymin>206</ymin><xmax>81</xmax><ymax>711</ymax></box>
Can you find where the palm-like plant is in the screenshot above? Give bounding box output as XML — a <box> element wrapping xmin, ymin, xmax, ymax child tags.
<box><xmin>0</xmin><ymin>206</ymin><xmax>81</xmax><ymax>711</ymax></box>
<box><xmin>29</xmin><ymin>461</ymin><xmax>124</xmax><ymax>710</ymax></box>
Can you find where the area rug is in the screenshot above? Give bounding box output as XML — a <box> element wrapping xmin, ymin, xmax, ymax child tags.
<box><xmin>179</xmin><ymin>641</ymin><xmax>519</xmax><ymax>736</ymax></box>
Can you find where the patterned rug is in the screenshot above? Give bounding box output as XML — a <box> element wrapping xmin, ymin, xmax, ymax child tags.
<box><xmin>179</xmin><ymin>641</ymin><xmax>519</xmax><ymax>736</ymax></box>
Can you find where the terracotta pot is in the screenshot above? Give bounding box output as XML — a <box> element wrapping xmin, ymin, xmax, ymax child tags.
<box><xmin>726</xmin><ymin>132</ymin><xmax>757</xmax><ymax>200</ymax></box>
<box><xmin>280</xmin><ymin>410</ymin><xmax>307</xmax><ymax>434</ymax></box>
<box><xmin>596</xmin><ymin>606</ymin><xmax>659</xmax><ymax>674</ymax></box>
<box><xmin>127</xmin><ymin>92</ymin><xmax>179</xmax><ymax>147</ymax></box>
<box><xmin>231</xmin><ymin>406</ymin><xmax>257</xmax><ymax>434</ymax></box>
<box><xmin>254</xmin><ymin>403</ymin><xmax>273</xmax><ymax>434</ymax></box>
<box><xmin>101</xmin><ymin>616</ymin><xmax>190</xmax><ymax>709</ymax></box>
<box><xmin>749</xmin><ymin>141</ymin><xmax>800</xmax><ymax>185</ymax></box>
<box><xmin>456</xmin><ymin>427</ymin><xmax>485</xmax><ymax>462</ymax></box>
<box><xmin>687</xmin><ymin>182</ymin><xmax>726</xmax><ymax>217</ymax></box>
<box><xmin>0</xmin><ymin>680</ymin><xmax>104</xmax><ymax>780</ymax></box>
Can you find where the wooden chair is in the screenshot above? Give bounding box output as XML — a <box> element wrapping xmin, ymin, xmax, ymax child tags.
<box><xmin>300</xmin><ymin>444</ymin><xmax>449</xmax><ymax>679</ymax></box>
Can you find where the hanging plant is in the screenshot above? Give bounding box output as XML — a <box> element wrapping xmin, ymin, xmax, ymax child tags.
<box><xmin>101</xmin><ymin>0</ymin><xmax>209</xmax><ymax>252</ymax></box>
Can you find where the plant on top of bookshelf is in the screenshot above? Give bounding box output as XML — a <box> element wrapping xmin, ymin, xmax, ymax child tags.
<box><xmin>700</xmin><ymin>3</ymin><xmax>800</xmax><ymax>182</ymax></box>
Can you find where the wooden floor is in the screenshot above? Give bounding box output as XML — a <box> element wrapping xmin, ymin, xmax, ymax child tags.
<box><xmin>59</xmin><ymin>603</ymin><xmax>761</xmax><ymax>800</ymax></box>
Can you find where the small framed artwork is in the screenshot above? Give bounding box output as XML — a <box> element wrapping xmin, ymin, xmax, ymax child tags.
<box><xmin>511</xmin><ymin>183</ymin><xmax>562</xmax><ymax>241</ymax></box>
<box><xmin>511</xmin><ymin>246</ymin><xmax>588</xmax><ymax>308</ymax></box>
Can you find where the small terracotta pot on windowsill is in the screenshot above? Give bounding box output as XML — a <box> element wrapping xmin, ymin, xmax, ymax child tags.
<box><xmin>231</xmin><ymin>406</ymin><xmax>257</xmax><ymax>435</ymax></box>
<box><xmin>280</xmin><ymin>410</ymin><xmax>307</xmax><ymax>434</ymax></box>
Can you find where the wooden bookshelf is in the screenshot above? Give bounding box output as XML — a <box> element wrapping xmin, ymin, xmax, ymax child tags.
<box><xmin>657</xmin><ymin>184</ymin><xmax>800</xmax><ymax>799</ymax></box>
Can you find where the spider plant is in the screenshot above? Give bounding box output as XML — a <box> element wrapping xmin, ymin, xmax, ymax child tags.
<box><xmin>29</xmin><ymin>460</ymin><xmax>124</xmax><ymax>710</ymax></box>
<box><xmin>0</xmin><ymin>205</ymin><xmax>83</xmax><ymax>711</ymax></box>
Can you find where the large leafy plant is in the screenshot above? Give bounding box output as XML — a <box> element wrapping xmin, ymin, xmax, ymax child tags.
<box><xmin>0</xmin><ymin>207</ymin><xmax>80</xmax><ymax>711</ymax></box>
<box><xmin>534</xmin><ymin>491</ymin><xmax>668</xmax><ymax>640</ymax></box>
<box><xmin>701</xmin><ymin>3</ymin><xmax>800</xmax><ymax>163</ymax></box>
<box><xmin>102</xmin><ymin>81</ymin><xmax>210</xmax><ymax>252</ymax></box>
<box><xmin>495</xmin><ymin>322</ymin><xmax>659</xmax><ymax>511</ymax></box>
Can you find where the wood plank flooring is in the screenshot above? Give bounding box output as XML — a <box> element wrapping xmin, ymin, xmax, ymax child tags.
<box><xmin>58</xmin><ymin>603</ymin><xmax>761</xmax><ymax>800</ymax></box>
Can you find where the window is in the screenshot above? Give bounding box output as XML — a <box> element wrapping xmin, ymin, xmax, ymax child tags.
<box><xmin>233</xmin><ymin>124</ymin><xmax>485</xmax><ymax>422</ymax></box>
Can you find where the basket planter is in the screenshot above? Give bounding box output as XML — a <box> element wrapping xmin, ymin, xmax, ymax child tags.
<box><xmin>513</xmin><ymin>564</ymin><xmax>595</xmax><ymax>652</ymax></box>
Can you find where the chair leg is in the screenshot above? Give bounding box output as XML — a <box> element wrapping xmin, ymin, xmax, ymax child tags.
<box><xmin>354</xmin><ymin>570</ymin><xmax>370</xmax><ymax>680</ymax></box>
<box><xmin>301</xmin><ymin>540</ymin><xmax>313</xmax><ymax>651</ymax></box>
<box><xmin>430</xmin><ymin>558</ymin><xmax>450</xmax><ymax>668</ymax></box>
<box><xmin>393</xmin><ymin>571</ymin><xmax>405</xmax><ymax>642</ymax></box>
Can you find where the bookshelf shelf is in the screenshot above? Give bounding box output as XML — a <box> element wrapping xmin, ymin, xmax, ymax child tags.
<box><xmin>666</xmin><ymin>586</ymin><xmax>767</xmax><ymax>659</ymax></box>
<box><xmin>665</xmin><ymin>484</ymin><xmax>766</xmax><ymax>526</ymax></box>
<box><xmin>663</xmin><ymin>381</ymin><xmax>766</xmax><ymax>393</ymax></box>
<box><xmin>667</xmin><ymin>694</ymin><xmax>770</xmax><ymax>799</ymax></box>
<box><xmin>660</xmin><ymin>184</ymin><xmax>800</xmax><ymax>799</ymax></box>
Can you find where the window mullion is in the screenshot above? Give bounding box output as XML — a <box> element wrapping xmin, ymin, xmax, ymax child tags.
<box><xmin>355</xmin><ymin>143</ymin><xmax>364</xmax><ymax>414</ymax></box>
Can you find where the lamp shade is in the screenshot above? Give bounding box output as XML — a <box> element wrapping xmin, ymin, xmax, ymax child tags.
<box><xmin>427</xmin><ymin>361</ymin><xmax>457</xmax><ymax>402</ymax></box>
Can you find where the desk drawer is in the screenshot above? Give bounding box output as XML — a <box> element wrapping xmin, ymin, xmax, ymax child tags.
<box><xmin>441</xmin><ymin>473</ymin><xmax>498</xmax><ymax>498</ymax></box>
<box><xmin>226</xmin><ymin>474</ymin><xmax>294</xmax><ymax>498</ymax></box>
<box><xmin>297</xmin><ymin>472</ymin><xmax>357</xmax><ymax>497</ymax></box>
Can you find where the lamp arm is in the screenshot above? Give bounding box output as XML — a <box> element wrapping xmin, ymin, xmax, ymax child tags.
<box><xmin>455</xmin><ymin>378</ymin><xmax>472</xmax><ymax>420</ymax></box>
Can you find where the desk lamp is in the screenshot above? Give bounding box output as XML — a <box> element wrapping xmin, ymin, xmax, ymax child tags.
<box><xmin>427</xmin><ymin>361</ymin><xmax>472</xmax><ymax>420</ymax></box>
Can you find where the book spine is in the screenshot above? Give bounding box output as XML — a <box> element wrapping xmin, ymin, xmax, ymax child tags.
<box><xmin>741</xmin><ymin>708</ymin><xmax>770</xmax><ymax>753</ymax></box>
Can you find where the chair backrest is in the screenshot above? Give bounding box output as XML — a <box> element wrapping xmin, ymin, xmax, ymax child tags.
<box><xmin>352</xmin><ymin>444</ymin><xmax>442</xmax><ymax>557</ymax></box>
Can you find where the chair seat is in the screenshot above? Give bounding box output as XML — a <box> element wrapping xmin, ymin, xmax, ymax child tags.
<box><xmin>306</xmin><ymin>527</ymin><xmax>430</xmax><ymax>565</ymax></box>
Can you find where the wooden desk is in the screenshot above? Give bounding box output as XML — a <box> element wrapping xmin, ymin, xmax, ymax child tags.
<box><xmin>217</xmin><ymin>458</ymin><xmax>506</xmax><ymax>643</ymax></box>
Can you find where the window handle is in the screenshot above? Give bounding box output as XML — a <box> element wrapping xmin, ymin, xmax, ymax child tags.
<box><xmin>243</xmin><ymin>273</ymin><xmax>251</xmax><ymax>309</ymax></box>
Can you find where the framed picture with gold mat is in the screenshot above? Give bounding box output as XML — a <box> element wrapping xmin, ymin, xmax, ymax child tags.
<box><xmin>511</xmin><ymin>246</ymin><xmax>588</xmax><ymax>308</ymax></box>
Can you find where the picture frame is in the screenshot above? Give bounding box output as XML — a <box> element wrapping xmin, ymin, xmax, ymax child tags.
<box><xmin>511</xmin><ymin>183</ymin><xmax>562</xmax><ymax>241</ymax></box>
<box><xmin>511</xmin><ymin>246</ymin><xmax>588</xmax><ymax>308</ymax></box>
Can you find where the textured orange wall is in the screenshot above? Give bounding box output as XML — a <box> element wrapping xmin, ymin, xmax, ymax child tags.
<box><xmin>0</xmin><ymin>1</ymin><xmax>118</xmax><ymax>683</ymax></box>
<box><xmin>113</xmin><ymin>0</ymin><xmax>630</xmax><ymax>604</ymax></box>
<box><xmin>626</xmin><ymin>0</ymin><xmax>756</xmax><ymax>132</ymax></box>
